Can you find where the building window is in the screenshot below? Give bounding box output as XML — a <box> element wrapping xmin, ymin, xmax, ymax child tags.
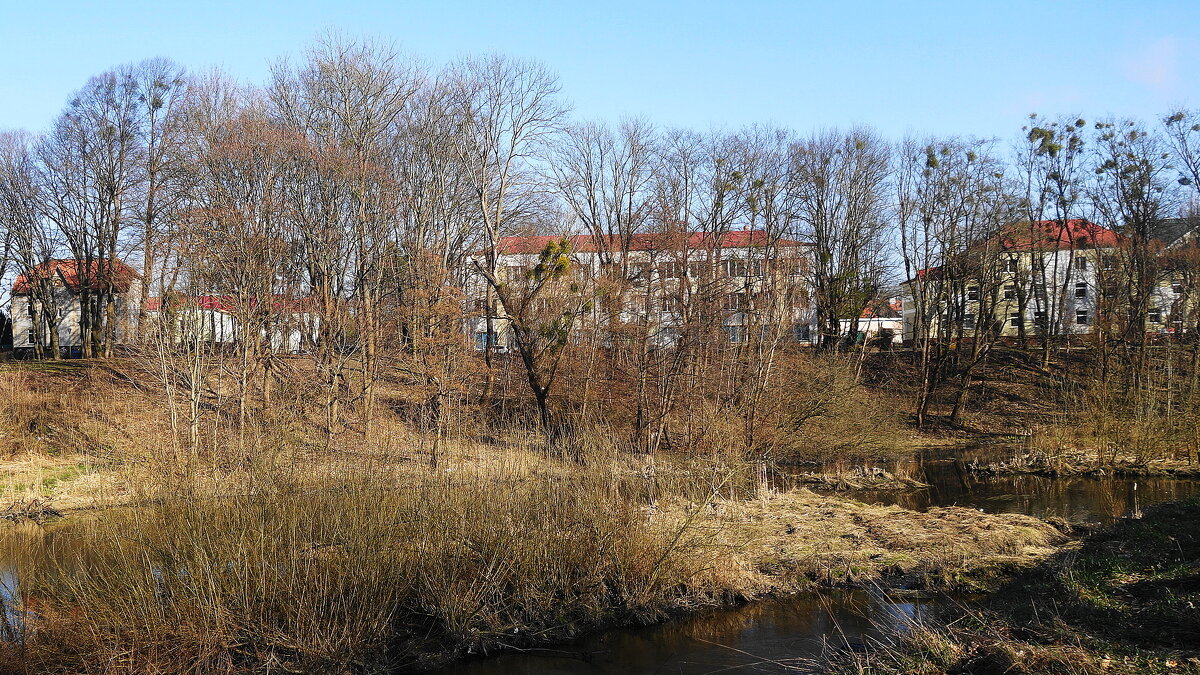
<box><xmin>688</xmin><ymin>261</ymin><xmax>710</xmax><ymax>279</ymax></box>
<box><xmin>963</xmin><ymin>313</ymin><xmax>976</xmax><ymax>329</ymax></box>
<box><xmin>660</xmin><ymin>296</ymin><xmax>679</xmax><ymax>313</ymax></box>
<box><xmin>1076</xmin><ymin>310</ymin><xmax>1090</xmax><ymax>325</ymax></box>
<box><xmin>724</xmin><ymin>325</ymin><xmax>746</xmax><ymax>344</ymax></box>
<box><xmin>1102</xmin><ymin>255</ymin><xmax>1117</xmax><ymax>271</ymax></box>
<box><xmin>474</xmin><ymin>332</ymin><xmax>495</xmax><ymax>351</ymax></box>
<box><xmin>723</xmin><ymin>258</ymin><xmax>748</xmax><ymax>277</ymax></box>
<box><xmin>1003</xmin><ymin>285</ymin><xmax>1016</xmax><ymax>300</ymax></box>
<box><xmin>967</xmin><ymin>286</ymin><xmax>979</xmax><ymax>301</ymax></box>
<box><xmin>1074</xmin><ymin>282</ymin><xmax>1088</xmax><ymax>298</ymax></box>
<box><xmin>655</xmin><ymin>327</ymin><xmax>680</xmax><ymax>344</ymax></box>
<box><xmin>1006</xmin><ymin>258</ymin><xmax>1019</xmax><ymax>273</ymax></box>
<box><xmin>657</xmin><ymin>261</ymin><xmax>684</xmax><ymax>279</ymax></box>
<box><xmin>1075</xmin><ymin>256</ymin><xmax>1088</xmax><ymax>271</ymax></box>
<box><xmin>1010</xmin><ymin>312</ymin><xmax>1021</xmax><ymax>327</ymax></box>
<box><xmin>1148</xmin><ymin>308</ymin><xmax>1162</xmax><ymax>324</ymax></box>
<box><xmin>1172</xmin><ymin>280</ymin><xmax>1185</xmax><ymax>294</ymax></box>
<box><xmin>792</xmin><ymin>323</ymin><xmax>811</xmax><ymax>342</ymax></box>
<box><xmin>1034</xmin><ymin>310</ymin><xmax>1046</xmax><ymax>326</ymax></box>
<box><xmin>724</xmin><ymin>293</ymin><xmax>746</xmax><ymax>311</ymax></box>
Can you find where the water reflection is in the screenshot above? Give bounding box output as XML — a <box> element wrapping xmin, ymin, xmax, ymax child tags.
<box><xmin>438</xmin><ymin>590</ymin><xmax>933</xmax><ymax>675</ymax></box>
<box><xmin>830</xmin><ymin>445</ymin><xmax>1200</xmax><ymax>524</ymax></box>
<box><xmin>0</xmin><ymin>522</ymin><xmax>40</xmax><ymax>641</ymax></box>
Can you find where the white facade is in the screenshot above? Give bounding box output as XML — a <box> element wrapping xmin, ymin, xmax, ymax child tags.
<box><xmin>146</xmin><ymin>302</ymin><xmax>319</xmax><ymax>354</ymax></box>
<box><xmin>840</xmin><ymin>317</ymin><xmax>904</xmax><ymax>345</ymax></box>
<box><xmin>902</xmin><ymin>245</ymin><xmax>1195</xmax><ymax>341</ymax></box>
<box><xmin>467</xmin><ymin>235</ymin><xmax>817</xmax><ymax>350</ymax></box>
<box><xmin>12</xmin><ymin>280</ymin><xmax>142</xmax><ymax>352</ymax></box>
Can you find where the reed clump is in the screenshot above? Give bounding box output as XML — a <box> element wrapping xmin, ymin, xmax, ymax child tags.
<box><xmin>0</xmin><ymin>448</ymin><xmax>761</xmax><ymax>674</ymax></box>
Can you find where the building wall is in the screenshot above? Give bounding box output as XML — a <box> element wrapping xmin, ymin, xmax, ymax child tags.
<box><xmin>840</xmin><ymin>317</ymin><xmax>903</xmax><ymax>344</ymax></box>
<box><xmin>466</xmin><ymin>245</ymin><xmax>817</xmax><ymax>349</ymax></box>
<box><xmin>146</xmin><ymin>308</ymin><xmax>319</xmax><ymax>353</ymax></box>
<box><xmin>13</xmin><ymin>280</ymin><xmax>143</xmax><ymax>350</ymax></box>
<box><xmin>12</xmin><ymin>288</ymin><xmax>83</xmax><ymax>348</ymax></box>
<box><xmin>902</xmin><ymin>247</ymin><xmax>1196</xmax><ymax>341</ymax></box>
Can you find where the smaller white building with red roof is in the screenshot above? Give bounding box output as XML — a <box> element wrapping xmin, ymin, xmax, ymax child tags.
<box><xmin>144</xmin><ymin>294</ymin><xmax>319</xmax><ymax>353</ymax></box>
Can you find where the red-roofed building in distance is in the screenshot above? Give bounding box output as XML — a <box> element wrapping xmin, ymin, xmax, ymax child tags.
<box><xmin>10</xmin><ymin>256</ymin><xmax>319</xmax><ymax>357</ymax></box>
<box><xmin>898</xmin><ymin>219</ymin><xmax>1177</xmax><ymax>341</ymax></box>
<box><xmin>11</xmin><ymin>259</ymin><xmax>143</xmax><ymax>356</ymax></box>
<box><xmin>143</xmin><ymin>294</ymin><xmax>319</xmax><ymax>353</ymax></box>
<box><xmin>842</xmin><ymin>297</ymin><xmax>904</xmax><ymax>346</ymax></box>
<box><xmin>468</xmin><ymin>229</ymin><xmax>817</xmax><ymax>350</ymax></box>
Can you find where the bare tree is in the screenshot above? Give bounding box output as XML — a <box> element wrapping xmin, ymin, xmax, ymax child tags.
<box><xmin>1090</xmin><ymin>119</ymin><xmax>1178</xmax><ymax>368</ymax></box>
<box><xmin>550</xmin><ymin>118</ymin><xmax>661</xmax><ymax>446</ymax></box>
<box><xmin>269</xmin><ymin>35</ymin><xmax>421</xmax><ymax>436</ymax></box>
<box><xmin>474</xmin><ymin>237</ymin><xmax>590</xmax><ymax>435</ymax></box>
<box><xmin>0</xmin><ymin>131</ymin><xmax>60</xmax><ymax>357</ymax></box>
<box><xmin>37</xmin><ymin>66</ymin><xmax>146</xmax><ymax>357</ymax></box>
<box><xmin>1016</xmin><ymin>115</ymin><xmax>1089</xmax><ymax>363</ymax></box>
<box><xmin>791</xmin><ymin>128</ymin><xmax>891</xmax><ymax>349</ymax></box>
<box><xmin>898</xmin><ymin>138</ymin><xmax>1015</xmax><ymax>427</ymax></box>
<box><xmin>447</xmin><ymin>54</ymin><xmax>568</xmax><ymax>400</ymax></box>
<box><xmin>128</xmin><ymin>59</ymin><xmax>190</xmax><ymax>340</ymax></box>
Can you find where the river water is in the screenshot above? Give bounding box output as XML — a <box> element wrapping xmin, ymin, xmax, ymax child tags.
<box><xmin>438</xmin><ymin>590</ymin><xmax>935</xmax><ymax>675</ymax></box>
<box><xmin>439</xmin><ymin>444</ymin><xmax>1200</xmax><ymax>674</ymax></box>
<box><xmin>835</xmin><ymin>445</ymin><xmax>1200</xmax><ymax>525</ymax></box>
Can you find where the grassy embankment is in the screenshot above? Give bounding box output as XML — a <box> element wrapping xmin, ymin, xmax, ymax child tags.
<box><xmin>828</xmin><ymin>496</ymin><xmax>1200</xmax><ymax>675</ymax></box>
<box><xmin>889</xmin><ymin>347</ymin><xmax>1200</xmax><ymax>478</ymax></box>
<box><xmin>0</xmin><ymin>359</ymin><xmax>1065</xmax><ymax>673</ymax></box>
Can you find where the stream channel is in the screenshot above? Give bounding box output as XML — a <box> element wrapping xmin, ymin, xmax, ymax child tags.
<box><xmin>438</xmin><ymin>444</ymin><xmax>1200</xmax><ymax>674</ymax></box>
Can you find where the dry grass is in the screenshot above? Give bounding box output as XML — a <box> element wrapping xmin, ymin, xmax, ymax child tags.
<box><xmin>0</xmin><ymin>360</ymin><xmax>1071</xmax><ymax>673</ymax></box>
<box><xmin>0</xmin><ymin>437</ymin><xmax>1069</xmax><ymax>674</ymax></box>
<box><xmin>0</xmin><ymin>444</ymin><xmax>761</xmax><ymax>673</ymax></box>
<box><xmin>685</xmin><ymin>491</ymin><xmax>1064</xmax><ymax>594</ymax></box>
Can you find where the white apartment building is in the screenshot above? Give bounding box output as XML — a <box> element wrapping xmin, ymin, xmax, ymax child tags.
<box><xmin>901</xmin><ymin>219</ymin><xmax>1198</xmax><ymax>342</ymax></box>
<box><xmin>468</xmin><ymin>230</ymin><xmax>817</xmax><ymax>350</ymax></box>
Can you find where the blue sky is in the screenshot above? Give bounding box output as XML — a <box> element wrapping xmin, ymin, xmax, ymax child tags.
<box><xmin>1</xmin><ymin>1</ymin><xmax>1197</xmax><ymax>141</ymax></box>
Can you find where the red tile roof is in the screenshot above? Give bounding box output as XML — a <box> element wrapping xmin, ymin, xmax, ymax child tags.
<box><xmin>907</xmin><ymin>220</ymin><xmax>1124</xmax><ymax>284</ymax></box>
<box><xmin>146</xmin><ymin>295</ymin><xmax>313</xmax><ymax>313</ymax></box>
<box><xmin>1000</xmin><ymin>219</ymin><xmax>1123</xmax><ymax>251</ymax></box>
<box><xmin>13</xmin><ymin>259</ymin><xmax>140</xmax><ymax>295</ymax></box>
<box><xmin>494</xmin><ymin>230</ymin><xmax>811</xmax><ymax>255</ymax></box>
<box><xmin>861</xmin><ymin>298</ymin><xmax>903</xmax><ymax>319</ymax></box>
